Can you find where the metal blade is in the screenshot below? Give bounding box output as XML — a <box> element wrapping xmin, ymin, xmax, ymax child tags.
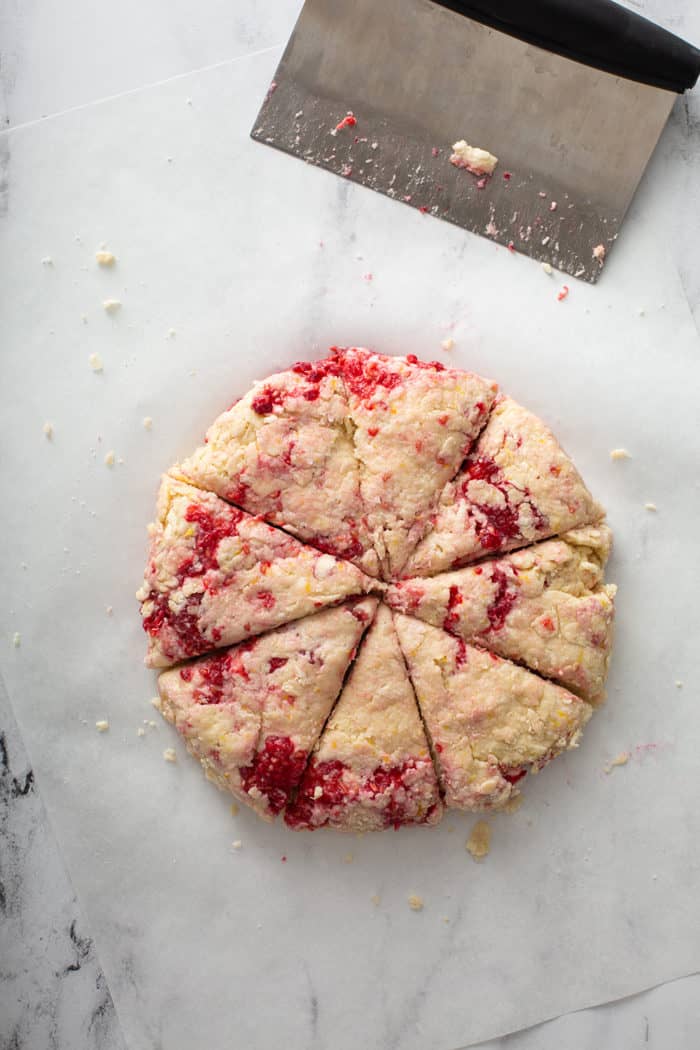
<box><xmin>252</xmin><ymin>0</ymin><xmax>676</xmax><ymax>282</ymax></box>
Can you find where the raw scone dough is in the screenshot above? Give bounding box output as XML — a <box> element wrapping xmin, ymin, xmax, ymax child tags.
<box><xmin>157</xmin><ymin>598</ymin><xmax>378</xmax><ymax>819</ymax></box>
<box><xmin>178</xmin><ymin>356</ymin><xmax>379</xmax><ymax>577</ymax></box>
<box><xmin>394</xmin><ymin>614</ymin><xmax>592</xmax><ymax>810</ymax></box>
<box><xmin>285</xmin><ymin>605</ymin><xmax>442</xmax><ymax>831</ymax></box>
<box><xmin>387</xmin><ymin>525</ymin><xmax>616</xmax><ymax>702</ymax></box>
<box><xmin>404</xmin><ymin>396</ymin><xmax>604</xmax><ymax>576</ymax></box>
<box><xmin>138</xmin><ymin>474</ymin><xmax>374</xmax><ymax>667</ymax></box>
<box><xmin>334</xmin><ymin>347</ymin><xmax>497</xmax><ymax>579</ymax></box>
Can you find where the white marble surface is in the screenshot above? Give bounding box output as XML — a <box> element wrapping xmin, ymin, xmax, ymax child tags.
<box><xmin>1</xmin><ymin>2</ymin><xmax>700</xmax><ymax>1049</ymax></box>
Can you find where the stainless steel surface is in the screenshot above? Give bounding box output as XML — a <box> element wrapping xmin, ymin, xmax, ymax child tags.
<box><xmin>252</xmin><ymin>0</ymin><xmax>676</xmax><ymax>282</ymax></box>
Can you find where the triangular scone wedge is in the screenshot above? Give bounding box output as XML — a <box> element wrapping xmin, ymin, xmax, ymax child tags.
<box><xmin>388</xmin><ymin>525</ymin><xmax>616</xmax><ymax>702</ymax></box>
<box><xmin>156</xmin><ymin>598</ymin><xmax>378</xmax><ymax>820</ymax></box>
<box><xmin>137</xmin><ymin>475</ymin><xmax>376</xmax><ymax>668</ymax></box>
<box><xmin>334</xmin><ymin>347</ymin><xmax>497</xmax><ymax>579</ymax></box>
<box><xmin>403</xmin><ymin>396</ymin><xmax>604</xmax><ymax>576</ymax></box>
<box><xmin>394</xmin><ymin>614</ymin><xmax>593</xmax><ymax>811</ymax></box>
<box><xmin>285</xmin><ymin>605</ymin><xmax>443</xmax><ymax>831</ymax></box>
<box><xmin>177</xmin><ymin>356</ymin><xmax>379</xmax><ymax>577</ymax></box>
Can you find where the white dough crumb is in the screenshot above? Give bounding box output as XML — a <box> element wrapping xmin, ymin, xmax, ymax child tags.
<box><xmin>167</xmin><ymin>328</ymin><xmax>176</xmax><ymax>339</ymax></box>
<box><xmin>450</xmin><ymin>140</ymin><xmax>498</xmax><ymax>176</ymax></box>
<box><xmin>232</xmin><ymin>840</ymin><xmax>242</xmax><ymax>850</ymax></box>
<box><xmin>163</xmin><ymin>748</ymin><xmax>177</xmax><ymax>763</ymax></box>
<box><xmin>644</xmin><ymin>502</ymin><xmax>657</xmax><ymax>512</ymax></box>
<box><xmin>610</xmin><ymin>448</ymin><xmax>631</xmax><ymax>461</ymax></box>
<box><xmin>150</xmin><ymin>696</ymin><xmax>161</xmax><ymax>710</ymax></box>
<box><xmin>96</xmin><ymin>250</ymin><xmax>116</xmax><ymax>266</ymax></box>
<box><xmin>313</xmin><ymin>785</ymin><xmax>323</xmax><ymax>799</ymax></box>
<box><xmin>408</xmin><ymin>895</ymin><xmax>424</xmax><ymax>912</ymax></box>
<box><xmin>12</xmin><ymin>632</ymin><xmax>21</xmax><ymax>648</ymax></box>
<box><xmin>440</xmin><ymin>338</ymin><xmax>455</xmax><ymax>351</ymax></box>
<box><xmin>541</xmin><ymin>262</ymin><xmax>553</xmax><ymax>275</ymax></box>
<box><xmin>104</xmin><ymin>450</ymin><xmax>115</xmax><ymax>467</ymax></box>
<box><xmin>137</xmin><ymin>727</ymin><xmax>146</xmax><ymax>737</ymax></box>
<box><xmin>102</xmin><ymin>299</ymin><xmax>122</xmax><ymax>313</ymax></box>
<box><xmin>43</xmin><ymin>421</ymin><xmax>54</xmax><ymax>439</ymax></box>
<box><xmin>143</xmin><ymin>416</ymin><xmax>153</xmax><ymax>430</ymax></box>
<box><xmin>675</xmin><ymin>680</ymin><xmax>684</xmax><ymax>689</ymax></box>
<box><xmin>604</xmin><ymin>751</ymin><xmax>629</xmax><ymax>773</ymax></box>
<box><xmin>230</xmin><ymin>803</ymin><xmax>239</xmax><ymax>816</ymax></box>
<box><xmin>593</xmin><ymin>243</ymin><xmax>606</xmax><ymax>263</ymax></box>
<box><xmin>89</xmin><ymin>352</ymin><xmax>103</xmax><ymax>372</ymax></box>
<box><xmin>105</xmin><ymin>605</ymin><xmax>113</xmax><ymax>615</ymax></box>
<box><xmin>41</xmin><ymin>256</ymin><xmax>53</xmax><ymax>266</ymax></box>
<box><xmin>370</xmin><ymin>894</ymin><xmax>381</xmax><ymax>906</ymax></box>
<box><xmin>343</xmin><ymin>853</ymin><xmax>354</xmax><ymax>864</ymax></box>
<box><xmin>95</xmin><ymin>720</ymin><xmax>110</xmax><ymax>732</ymax></box>
<box><xmin>549</xmin><ymin>201</ymin><xmax>558</xmax><ymax>212</ymax></box>
<box><xmin>466</xmin><ymin>820</ymin><xmax>491</xmax><ymax>860</ymax></box>
<box><xmin>148</xmin><ymin>720</ymin><xmax>157</xmax><ymax>729</ymax></box>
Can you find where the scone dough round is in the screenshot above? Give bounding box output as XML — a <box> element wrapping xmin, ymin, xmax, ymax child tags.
<box><xmin>139</xmin><ymin>348</ymin><xmax>615</xmax><ymax>830</ymax></box>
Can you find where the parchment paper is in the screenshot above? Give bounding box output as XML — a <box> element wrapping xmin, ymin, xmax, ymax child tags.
<box><xmin>1</xmin><ymin>47</ymin><xmax>699</xmax><ymax>1050</ymax></box>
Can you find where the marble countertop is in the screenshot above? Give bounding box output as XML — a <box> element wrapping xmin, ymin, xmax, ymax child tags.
<box><xmin>1</xmin><ymin>2</ymin><xmax>699</xmax><ymax>1048</ymax></box>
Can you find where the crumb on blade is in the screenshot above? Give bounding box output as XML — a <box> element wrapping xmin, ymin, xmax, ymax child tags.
<box><xmin>343</xmin><ymin>853</ymin><xmax>354</xmax><ymax>864</ymax></box>
<box><xmin>105</xmin><ymin>605</ymin><xmax>113</xmax><ymax>615</ymax></box>
<box><xmin>151</xmin><ymin>696</ymin><xmax>162</xmax><ymax>710</ymax></box>
<box><xmin>95</xmin><ymin>720</ymin><xmax>110</xmax><ymax>732</ymax></box>
<box><xmin>96</xmin><ymin>250</ymin><xmax>116</xmax><ymax>266</ymax></box>
<box><xmin>610</xmin><ymin>448</ymin><xmax>631</xmax><ymax>461</ymax></box>
<box><xmin>230</xmin><ymin>803</ymin><xmax>239</xmax><ymax>816</ymax></box>
<box><xmin>89</xmin><ymin>352</ymin><xmax>103</xmax><ymax>372</ymax></box>
<box><xmin>41</xmin><ymin>256</ymin><xmax>53</xmax><ymax>266</ymax></box>
<box><xmin>12</xmin><ymin>632</ymin><xmax>21</xmax><ymax>648</ymax></box>
<box><xmin>104</xmin><ymin>450</ymin><xmax>115</xmax><ymax>467</ymax></box>
<box><xmin>675</xmin><ymin>680</ymin><xmax>684</xmax><ymax>689</ymax></box>
<box><xmin>466</xmin><ymin>820</ymin><xmax>491</xmax><ymax>860</ymax></box>
<box><xmin>449</xmin><ymin>140</ymin><xmax>498</xmax><ymax>177</ymax></box>
<box><xmin>441</xmin><ymin>337</ymin><xmax>455</xmax><ymax>351</ymax></box>
<box><xmin>644</xmin><ymin>502</ymin><xmax>657</xmax><ymax>512</ymax></box>
<box><xmin>370</xmin><ymin>894</ymin><xmax>381</xmax><ymax>906</ymax></box>
<box><xmin>232</xmin><ymin>840</ymin><xmax>242</xmax><ymax>850</ymax></box>
<box><xmin>550</xmin><ymin>201</ymin><xmax>558</xmax><ymax>211</ymax></box>
<box><xmin>102</xmin><ymin>299</ymin><xmax>121</xmax><ymax>313</ymax></box>
<box><xmin>541</xmin><ymin>262</ymin><xmax>553</xmax><ymax>275</ymax></box>
<box><xmin>43</xmin><ymin>421</ymin><xmax>54</xmax><ymax>439</ymax></box>
<box><xmin>163</xmin><ymin>748</ymin><xmax>177</xmax><ymax>763</ymax></box>
<box><xmin>167</xmin><ymin>328</ymin><xmax>176</xmax><ymax>338</ymax></box>
<box><xmin>137</xmin><ymin>727</ymin><xmax>146</xmax><ymax>737</ymax></box>
<box><xmin>593</xmin><ymin>243</ymin><xmax>606</xmax><ymax>263</ymax></box>
<box><xmin>503</xmin><ymin>793</ymin><xmax>524</xmax><ymax>814</ymax></box>
<box><xmin>143</xmin><ymin>416</ymin><xmax>153</xmax><ymax>430</ymax></box>
<box><xmin>408</xmin><ymin>895</ymin><xmax>424</xmax><ymax>911</ymax></box>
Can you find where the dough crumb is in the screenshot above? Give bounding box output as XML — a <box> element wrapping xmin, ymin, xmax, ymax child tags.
<box><xmin>150</xmin><ymin>696</ymin><xmax>162</xmax><ymax>710</ymax></box>
<box><xmin>232</xmin><ymin>840</ymin><xmax>242</xmax><ymax>850</ymax></box>
<box><xmin>41</xmin><ymin>256</ymin><xmax>53</xmax><ymax>266</ymax></box>
<box><xmin>163</xmin><ymin>748</ymin><xmax>177</xmax><ymax>763</ymax></box>
<box><xmin>167</xmin><ymin>328</ymin><xmax>176</xmax><ymax>339</ymax></box>
<box><xmin>89</xmin><ymin>352</ymin><xmax>104</xmax><ymax>372</ymax></box>
<box><xmin>95</xmin><ymin>720</ymin><xmax>110</xmax><ymax>732</ymax></box>
<box><xmin>442</xmin><ymin>917</ymin><xmax>450</xmax><ymax>924</ymax></box>
<box><xmin>103</xmin><ymin>299</ymin><xmax>122</xmax><ymax>313</ymax></box>
<box><xmin>450</xmin><ymin>140</ymin><xmax>498</xmax><ymax>176</ymax></box>
<box><xmin>370</xmin><ymin>894</ymin><xmax>381</xmax><ymax>906</ymax></box>
<box><xmin>105</xmin><ymin>605</ymin><xmax>113</xmax><ymax>615</ymax></box>
<box><xmin>230</xmin><ymin>803</ymin><xmax>239</xmax><ymax>816</ymax></box>
<box><xmin>43</xmin><ymin>421</ymin><xmax>54</xmax><ymax>439</ymax></box>
<box><xmin>441</xmin><ymin>337</ymin><xmax>455</xmax><ymax>351</ymax></box>
<box><xmin>541</xmin><ymin>262</ymin><xmax>553</xmax><ymax>275</ymax></box>
<box><xmin>137</xmin><ymin>727</ymin><xmax>146</xmax><ymax>737</ymax></box>
<box><xmin>605</xmin><ymin>751</ymin><xmax>629</xmax><ymax>773</ymax></box>
<box><xmin>343</xmin><ymin>853</ymin><xmax>354</xmax><ymax>864</ymax></box>
<box><xmin>593</xmin><ymin>243</ymin><xmax>606</xmax><ymax>263</ymax></box>
<box><xmin>503</xmin><ymin>793</ymin><xmax>524</xmax><ymax>814</ymax></box>
<box><xmin>143</xmin><ymin>416</ymin><xmax>153</xmax><ymax>430</ymax></box>
<box><xmin>644</xmin><ymin>502</ymin><xmax>657</xmax><ymax>512</ymax></box>
<box><xmin>610</xmin><ymin>448</ymin><xmax>631</xmax><ymax>461</ymax></box>
<box><xmin>550</xmin><ymin>201</ymin><xmax>558</xmax><ymax>212</ymax></box>
<box><xmin>408</xmin><ymin>895</ymin><xmax>424</xmax><ymax>911</ymax></box>
<box><xmin>96</xmin><ymin>250</ymin><xmax>116</xmax><ymax>266</ymax></box>
<box><xmin>148</xmin><ymin>720</ymin><xmax>157</xmax><ymax>728</ymax></box>
<box><xmin>675</xmin><ymin>680</ymin><xmax>684</xmax><ymax>689</ymax></box>
<box><xmin>12</xmin><ymin>632</ymin><xmax>21</xmax><ymax>648</ymax></box>
<box><xmin>104</xmin><ymin>450</ymin><xmax>115</xmax><ymax>467</ymax></box>
<box><xmin>466</xmin><ymin>820</ymin><xmax>491</xmax><ymax>860</ymax></box>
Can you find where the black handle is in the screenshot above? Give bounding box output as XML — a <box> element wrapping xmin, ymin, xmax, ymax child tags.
<box><xmin>431</xmin><ymin>0</ymin><xmax>700</xmax><ymax>93</ymax></box>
